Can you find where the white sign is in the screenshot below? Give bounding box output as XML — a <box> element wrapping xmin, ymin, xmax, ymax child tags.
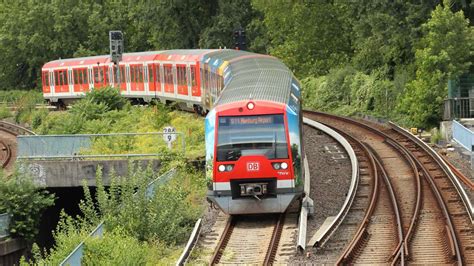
<box><xmin>163</xmin><ymin>126</ymin><xmax>177</xmax><ymax>143</ymax></box>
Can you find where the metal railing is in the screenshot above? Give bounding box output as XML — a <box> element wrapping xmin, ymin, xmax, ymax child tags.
<box><xmin>59</xmin><ymin>168</ymin><xmax>177</xmax><ymax>266</ymax></box>
<box><xmin>0</xmin><ymin>213</ymin><xmax>10</xmax><ymax>239</ymax></box>
<box><xmin>443</xmin><ymin>98</ymin><xmax>474</xmax><ymax>120</ymax></box>
<box><xmin>452</xmin><ymin>120</ymin><xmax>474</xmax><ymax>152</ymax></box>
<box><xmin>17</xmin><ymin>132</ymin><xmax>185</xmax><ymax>160</ymax></box>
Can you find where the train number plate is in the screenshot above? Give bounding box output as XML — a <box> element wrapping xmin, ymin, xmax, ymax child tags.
<box><xmin>247</xmin><ymin>162</ymin><xmax>259</xmax><ymax>171</ymax></box>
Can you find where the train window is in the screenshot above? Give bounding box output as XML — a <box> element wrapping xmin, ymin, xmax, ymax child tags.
<box><xmin>73</xmin><ymin>70</ymin><xmax>78</xmax><ymax>85</ymax></box>
<box><xmin>130</xmin><ymin>66</ymin><xmax>135</xmax><ymax>83</ymax></box>
<box><xmin>120</xmin><ymin>66</ymin><xmax>126</xmax><ymax>84</ymax></box>
<box><xmin>82</xmin><ymin>69</ymin><xmax>88</xmax><ymax>84</ymax></box>
<box><xmin>99</xmin><ymin>68</ymin><xmax>105</xmax><ymax>84</ymax></box>
<box><xmin>177</xmin><ymin>66</ymin><xmax>185</xmax><ymax>86</ymax></box>
<box><xmin>43</xmin><ymin>72</ymin><xmax>49</xmax><ymax>87</ymax></box>
<box><xmin>164</xmin><ymin>65</ymin><xmax>173</xmax><ymax>85</ymax></box>
<box><xmin>105</xmin><ymin>67</ymin><xmax>110</xmax><ymax>84</ymax></box>
<box><xmin>147</xmin><ymin>65</ymin><xmax>153</xmax><ymax>83</ymax></box>
<box><xmin>154</xmin><ymin>64</ymin><xmax>161</xmax><ymax>85</ymax></box>
<box><xmin>216</xmin><ymin>114</ymin><xmax>289</xmax><ymax>161</ymax></box>
<box><xmin>190</xmin><ymin>66</ymin><xmax>196</xmax><ymax>86</ymax></box>
<box><xmin>54</xmin><ymin>72</ymin><xmax>59</xmax><ymax>86</ymax></box>
<box><xmin>138</xmin><ymin>66</ymin><xmax>143</xmax><ymax>83</ymax></box>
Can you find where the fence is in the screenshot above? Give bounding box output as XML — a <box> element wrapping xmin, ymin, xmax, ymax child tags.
<box><xmin>17</xmin><ymin>132</ymin><xmax>185</xmax><ymax>160</ymax></box>
<box><xmin>59</xmin><ymin>168</ymin><xmax>177</xmax><ymax>266</ymax></box>
<box><xmin>443</xmin><ymin>98</ymin><xmax>474</xmax><ymax>120</ymax></box>
<box><xmin>452</xmin><ymin>120</ymin><xmax>474</xmax><ymax>152</ymax></box>
<box><xmin>0</xmin><ymin>213</ymin><xmax>10</xmax><ymax>239</ymax></box>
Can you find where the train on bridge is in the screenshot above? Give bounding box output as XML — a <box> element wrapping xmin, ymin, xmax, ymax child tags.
<box><xmin>41</xmin><ymin>49</ymin><xmax>304</xmax><ymax>214</ymax></box>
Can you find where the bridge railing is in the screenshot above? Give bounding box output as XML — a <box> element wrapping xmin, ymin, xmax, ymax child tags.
<box><xmin>0</xmin><ymin>213</ymin><xmax>10</xmax><ymax>239</ymax></box>
<box><xmin>17</xmin><ymin>132</ymin><xmax>185</xmax><ymax>160</ymax></box>
<box><xmin>59</xmin><ymin>168</ymin><xmax>177</xmax><ymax>266</ymax></box>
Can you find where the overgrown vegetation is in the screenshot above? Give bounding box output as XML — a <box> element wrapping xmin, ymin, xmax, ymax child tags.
<box><xmin>30</xmin><ymin>162</ymin><xmax>205</xmax><ymax>265</ymax></box>
<box><xmin>0</xmin><ymin>170</ymin><xmax>55</xmax><ymax>243</ymax></box>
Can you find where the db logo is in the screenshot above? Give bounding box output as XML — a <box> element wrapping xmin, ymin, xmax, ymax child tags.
<box><xmin>247</xmin><ymin>162</ymin><xmax>259</xmax><ymax>171</ymax></box>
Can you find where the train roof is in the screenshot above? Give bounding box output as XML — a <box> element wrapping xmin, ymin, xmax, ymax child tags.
<box><xmin>42</xmin><ymin>50</ymin><xmax>216</xmax><ymax>68</ymax></box>
<box><xmin>213</xmin><ymin>51</ymin><xmax>295</xmax><ymax>106</ymax></box>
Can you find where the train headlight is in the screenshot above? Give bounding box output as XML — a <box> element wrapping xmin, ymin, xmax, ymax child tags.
<box><xmin>281</xmin><ymin>162</ymin><xmax>288</xmax><ymax>169</ymax></box>
<box><xmin>218</xmin><ymin>165</ymin><xmax>226</xmax><ymax>172</ymax></box>
<box><xmin>247</xmin><ymin>102</ymin><xmax>255</xmax><ymax>110</ymax></box>
<box><xmin>226</xmin><ymin>164</ymin><xmax>234</xmax><ymax>171</ymax></box>
<box><xmin>272</xmin><ymin>163</ymin><xmax>281</xmax><ymax>170</ymax></box>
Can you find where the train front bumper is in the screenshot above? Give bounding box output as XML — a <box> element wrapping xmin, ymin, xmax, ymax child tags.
<box><xmin>207</xmin><ymin>191</ymin><xmax>300</xmax><ymax>215</ymax></box>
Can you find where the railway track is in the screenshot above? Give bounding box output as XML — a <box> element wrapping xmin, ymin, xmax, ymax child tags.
<box><xmin>0</xmin><ymin>120</ymin><xmax>35</xmax><ymax>169</ymax></box>
<box><xmin>304</xmin><ymin>110</ymin><xmax>474</xmax><ymax>265</ymax></box>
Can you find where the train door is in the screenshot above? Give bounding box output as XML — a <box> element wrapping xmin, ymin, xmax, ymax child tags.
<box><xmin>147</xmin><ymin>64</ymin><xmax>154</xmax><ymax>92</ymax></box>
<box><xmin>93</xmin><ymin>65</ymin><xmax>105</xmax><ymax>89</ymax></box>
<box><xmin>41</xmin><ymin>71</ymin><xmax>51</xmax><ymax>94</ymax></box>
<box><xmin>49</xmin><ymin>71</ymin><xmax>55</xmax><ymax>96</ymax></box>
<box><xmin>53</xmin><ymin>69</ymin><xmax>69</xmax><ymax>93</ymax></box>
<box><xmin>129</xmin><ymin>64</ymin><xmax>144</xmax><ymax>92</ymax></box>
<box><xmin>74</xmin><ymin>68</ymin><xmax>89</xmax><ymax>92</ymax></box>
<box><xmin>163</xmin><ymin>64</ymin><xmax>174</xmax><ymax>95</ymax></box>
<box><xmin>176</xmin><ymin>64</ymin><xmax>188</xmax><ymax>98</ymax></box>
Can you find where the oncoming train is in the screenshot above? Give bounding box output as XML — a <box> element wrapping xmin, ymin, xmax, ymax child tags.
<box><xmin>41</xmin><ymin>49</ymin><xmax>304</xmax><ymax>214</ymax></box>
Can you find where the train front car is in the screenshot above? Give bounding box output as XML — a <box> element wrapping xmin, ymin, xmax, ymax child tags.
<box><xmin>205</xmin><ymin>51</ymin><xmax>303</xmax><ymax>214</ymax></box>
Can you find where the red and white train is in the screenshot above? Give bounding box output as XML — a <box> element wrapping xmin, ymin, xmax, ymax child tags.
<box><xmin>42</xmin><ymin>49</ymin><xmax>304</xmax><ymax>214</ymax></box>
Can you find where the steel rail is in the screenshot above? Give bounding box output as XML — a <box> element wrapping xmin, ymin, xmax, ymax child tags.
<box><xmin>303</xmin><ymin>118</ymin><xmax>360</xmax><ymax>248</ymax></box>
<box><xmin>264</xmin><ymin>213</ymin><xmax>286</xmax><ymax>265</ymax></box>
<box><xmin>305</xmin><ymin>110</ymin><xmax>465</xmax><ymax>264</ymax></box>
<box><xmin>336</xmin><ymin>141</ymin><xmax>379</xmax><ymax>265</ymax></box>
<box><xmin>366</xmin><ymin>144</ymin><xmax>405</xmax><ymax>265</ymax></box>
<box><xmin>0</xmin><ymin>121</ymin><xmax>36</xmax><ymax>136</ymax></box>
<box><xmin>209</xmin><ymin>216</ymin><xmax>234</xmax><ymax>265</ymax></box>
<box><xmin>389</xmin><ymin>122</ymin><xmax>473</xmax><ymax>222</ymax></box>
<box><xmin>385</xmin><ymin>138</ymin><xmax>422</xmax><ymax>261</ymax></box>
<box><xmin>0</xmin><ymin>140</ymin><xmax>11</xmax><ymax>168</ymax></box>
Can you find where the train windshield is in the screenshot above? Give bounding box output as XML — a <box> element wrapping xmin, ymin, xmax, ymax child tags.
<box><xmin>216</xmin><ymin>114</ymin><xmax>288</xmax><ymax>162</ymax></box>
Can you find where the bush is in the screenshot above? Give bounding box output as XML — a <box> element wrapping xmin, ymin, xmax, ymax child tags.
<box><xmin>0</xmin><ymin>170</ymin><xmax>55</xmax><ymax>242</ymax></box>
<box><xmin>34</xmin><ymin>161</ymin><xmax>205</xmax><ymax>264</ymax></box>
<box><xmin>0</xmin><ymin>104</ymin><xmax>12</xmax><ymax>119</ymax></box>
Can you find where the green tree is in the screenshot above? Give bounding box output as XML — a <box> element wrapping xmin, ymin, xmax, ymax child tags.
<box><xmin>399</xmin><ymin>2</ymin><xmax>473</xmax><ymax>126</ymax></box>
<box><xmin>253</xmin><ymin>1</ymin><xmax>352</xmax><ymax>77</ymax></box>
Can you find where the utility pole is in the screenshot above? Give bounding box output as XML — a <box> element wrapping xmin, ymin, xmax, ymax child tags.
<box><xmin>109</xmin><ymin>31</ymin><xmax>123</xmax><ymax>87</ymax></box>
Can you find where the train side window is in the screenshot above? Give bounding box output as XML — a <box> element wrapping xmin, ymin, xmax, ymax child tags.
<box><xmin>73</xmin><ymin>70</ymin><xmax>78</xmax><ymax>85</ymax></box>
<box><xmin>83</xmin><ymin>69</ymin><xmax>88</xmax><ymax>84</ymax></box>
<box><xmin>177</xmin><ymin>66</ymin><xmax>185</xmax><ymax>86</ymax></box>
<box><xmin>120</xmin><ymin>66</ymin><xmax>126</xmax><ymax>84</ymax></box>
<box><xmin>43</xmin><ymin>72</ymin><xmax>49</xmax><ymax>87</ymax></box>
<box><xmin>148</xmin><ymin>65</ymin><xmax>154</xmax><ymax>83</ymax></box>
<box><xmin>164</xmin><ymin>65</ymin><xmax>172</xmax><ymax>85</ymax></box>
<box><xmin>54</xmin><ymin>71</ymin><xmax>59</xmax><ymax>86</ymax></box>
<box><xmin>99</xmin><ymin>68</ymin><xmax>105</xmax><ymax>84</ymax></box>
<box><xmin>155</xmin><ymin>64</ymin><xmax>161</xmax><ymax>84</ymax></box>
<box><xmin>105</xmin><ymin>67</ymin><xmax>110</xmax><ymax>84</ymax></box>
<box><xmin>138</xmin><ymin>66</ymin><xmax>143</xmax><ymax>83</ymax></box>
<box><xmin>190</xmin><ymin>66</ymin><xmax>196</xmax><ymax>86</ymax></box>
